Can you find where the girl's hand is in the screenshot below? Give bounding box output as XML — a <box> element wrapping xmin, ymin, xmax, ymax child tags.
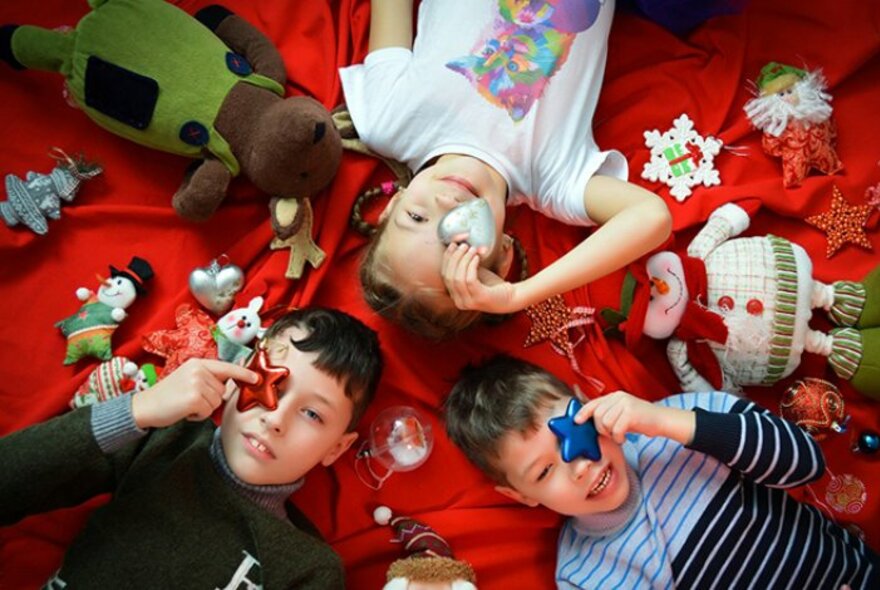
<box><xmin>575</xmin><ymin>391</ymin><xmax>695</xmax><ymax>445</ymax></box>
<box><xmin>131</xmin><ymin>358</ymin><xmax>258</xmax><ymax>430</ymax></box>
<box><xmin>441</xmin><ymin>243</ymin><xmax>515</xmax><ymax>314</ymax></box>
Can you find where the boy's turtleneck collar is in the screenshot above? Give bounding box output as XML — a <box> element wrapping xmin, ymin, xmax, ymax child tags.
<box><xmin>210</xmin><ymin>429</ymin><xmax>303</xmax><ymax>520</ymax></box>
<box><xmin>571</xmin><ymin>447</ymin><xmax>642</xmax><ymax>537</ymax></box>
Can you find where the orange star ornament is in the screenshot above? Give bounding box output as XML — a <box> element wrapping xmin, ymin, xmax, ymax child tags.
<box><xmin>805</xmin><ymin>186</ymin><xmax>875</xmax><ymax>258</ymax></box>
<box><xmin>236</xmin><ymin>345</ymin><xmax>289</xmax><ymax>412</ymax></box>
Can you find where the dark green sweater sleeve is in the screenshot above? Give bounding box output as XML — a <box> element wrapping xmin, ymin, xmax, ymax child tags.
<box><xmin>0</xmin><ymin>407</ymin><xmax>121</xmax><ymax>525</ymax></box>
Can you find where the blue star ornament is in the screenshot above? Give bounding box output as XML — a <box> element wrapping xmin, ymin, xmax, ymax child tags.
<box><xmin>548</xmin><ymin>398</ymin><xmax>601</xmax><ymax>462</ymax></box>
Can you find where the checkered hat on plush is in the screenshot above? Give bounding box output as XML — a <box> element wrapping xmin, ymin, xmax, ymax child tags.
<box><xmin>374</xmin><ymin>506</ymin><xmax>477</xmax><ymax>590</ymax></box>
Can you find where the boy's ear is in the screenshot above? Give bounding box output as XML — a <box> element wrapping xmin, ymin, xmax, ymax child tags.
<box><xmin>494</xmin><ymin>484</ymin><xmax>539</xmax><ymax>507</ymax></box>
<box><xmin>321</xmin><ymin>431</ymin><xmax>359</xmax><ymax>467</ymax></box>
<box><xmin>377</xmin><ymin>191</ymin><xmax>402</xmax><ymax>224</ymax></box>
<box><xmin>493</xmin><ymin>234</ymin><xmax>515</xmax><ymax>280</ymax></box>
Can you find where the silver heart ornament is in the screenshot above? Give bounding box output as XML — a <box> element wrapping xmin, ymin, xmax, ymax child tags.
<box><xmin>436</xmin><ymin>198</ymin><xmax>496</xmax><ymax>251</ymax></box>
<box><xmin>188</xmin><ymin>257</ymin><xmax>244</xmax><ymax>315</ymax></box>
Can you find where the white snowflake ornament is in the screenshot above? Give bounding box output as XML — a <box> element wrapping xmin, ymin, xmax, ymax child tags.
<box><xmin>642</xmin><ymin>113</ymin><xmax>723</xmax><ymax>201</ymax></box>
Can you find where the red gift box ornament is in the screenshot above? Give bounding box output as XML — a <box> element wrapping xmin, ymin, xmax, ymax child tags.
<box><xmin>779</xmin><ymin>377</ymin><xmax>849</xmax><ymax>440</ymax></box>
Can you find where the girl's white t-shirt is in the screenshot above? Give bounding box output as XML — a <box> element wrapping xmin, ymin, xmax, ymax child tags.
<box><xmin>339</xmin><ymin>0</ymin><xmax>626</xmax><ymax>226</ymax></box>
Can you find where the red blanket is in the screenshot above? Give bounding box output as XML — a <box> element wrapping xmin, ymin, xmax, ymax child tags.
<box><xmin>1</xmin><ymin>1</ymin><xmax>879</xmax><ymax>588</ymax></box>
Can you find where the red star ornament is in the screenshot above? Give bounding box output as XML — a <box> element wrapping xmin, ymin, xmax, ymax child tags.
<box><xmin>805</xmin><ymin>186</ymin><xmax>875</xmax><ymax>258</ymax></box>
<box><xmin>236</xmin><ymin>346</ymin><xmax>289</xmax><ymax>412</ymax></box>
<box><xmin>142</xmin><ymin>304</ymin><xmax>217</xmax><ymax>374</ymax></box>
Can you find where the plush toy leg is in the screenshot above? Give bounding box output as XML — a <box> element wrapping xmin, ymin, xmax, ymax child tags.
<box><xmin>666</xmin><ymin>338</ymin><xmax>718</xmax><ymax>393</ymax></box>
<box><xmin>823</xmin><ymin>279</ymin><xmax>867</xmax><ymax>327</ymax></box>
<box><xmin>824</xmin><ymin>327</ymin><xmax>880</xmax><ymax>400</ymax></box>
<box><xmin>172</xmin><ymin>159</ymin><xmax>232</xmax><ymax>221</ymax></box>
<box><xmin>855</xmin><ymin>265</ymin><xmax>880</xmax><ymax>329</ymax></box>
<box><xmin>4</xmin><ymin>25</ymin><xmax>74</xmax><ymax>73</ymax></box>
<box><xmin>63</xmin><ymin>329</ymin><xmax>114</xmax><ymax>365</ymax></box>
<box><xmin>843</xmin><ymin>328</ymin><xmax>880</xmax><ymax>400</ymax></box>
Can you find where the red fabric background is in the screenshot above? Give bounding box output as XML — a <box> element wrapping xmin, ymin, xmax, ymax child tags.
<box><xmin>1</xmin><ymin>1</ymin><xmax>879</xmax><ymax>588</ymax></box>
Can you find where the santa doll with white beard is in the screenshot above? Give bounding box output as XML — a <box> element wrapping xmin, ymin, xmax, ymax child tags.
<box><xmin>744</xmin><ymin>62</ymin><xmax>843</xmax><ymax>187</ymax></box>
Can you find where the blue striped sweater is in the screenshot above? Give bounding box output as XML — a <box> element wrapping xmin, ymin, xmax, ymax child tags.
<box><xmin>555</xmin><ymin>391</ymin><xmax>878</xmax><ymax>589</ymax></box>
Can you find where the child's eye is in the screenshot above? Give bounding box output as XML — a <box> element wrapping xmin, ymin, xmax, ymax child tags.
<box><xmin>407</xmin><ymin>211</ymin><xmax>427</xmax><ymax>223</ymax></box>
<box><xmin>303</xmin><ymin>409</ymin><xmax>323</xmax><ymax>423</ymax></box>
<box><xmin>537</xmin><ymin>464</ymin><xmax>552</xmax><ymax>482</ymax></box>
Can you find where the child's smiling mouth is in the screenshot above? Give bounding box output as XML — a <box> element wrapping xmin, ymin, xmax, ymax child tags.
<box><xmin>244</xmin><ymin>433</ymin><xmax>275</xmax><ymax>459</ymax></box>
<box><xmin>441</xmin><ymin>176</ymin><xmax>479</xmax><ymax>199</ymax></box>
<box><xmin>587</xmin><ymin>465</ymin><xmax>613</xmax><ymax>498</ymax></box>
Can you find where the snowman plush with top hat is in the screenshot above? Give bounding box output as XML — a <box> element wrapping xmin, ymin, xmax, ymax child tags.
<box><xmin>56</xmin><ymin>256</ymin><xmax>154</xmax><ymax>365</ymax></box>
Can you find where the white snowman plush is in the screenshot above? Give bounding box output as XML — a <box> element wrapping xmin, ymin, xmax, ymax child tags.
<box><xmin>212</xmin><ymin>296</ymin><xmax>265</xmax><ymax>363</ymax></box>
<box><xmin>619</xmin><ymin>203</ymin><xmax>879</xmax><ymax>397</ymax></box>
<box><xmin>55</xmin><ymin>257</ymin><xmax>154</xmax><ymax>365</ymax></box>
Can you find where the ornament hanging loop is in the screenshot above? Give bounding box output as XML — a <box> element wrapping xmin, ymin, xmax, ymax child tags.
<box><xmin>354</xmin><ymin>440</ymin><xmax>394</xmax><ymax>490</ymax></box>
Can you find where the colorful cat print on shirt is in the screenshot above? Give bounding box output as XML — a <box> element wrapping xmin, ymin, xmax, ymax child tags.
<box><xmin>447</xmin><ymin>0</ymin><xmax>604</xmax><ymax>122</ymax></box>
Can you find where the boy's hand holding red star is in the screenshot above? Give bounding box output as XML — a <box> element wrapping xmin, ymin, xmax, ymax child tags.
<box><xmin>132</xmin><ymin>359</ymin><xmax>258</xmax><ymax>429</ymax></box>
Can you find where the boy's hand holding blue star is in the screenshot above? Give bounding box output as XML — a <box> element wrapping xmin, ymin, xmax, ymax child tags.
<box><xmin>576</xmin><ymin>391</ymin><xmax>698</xmax><ymax>447</ymax></box>
<box><xmin>549</xmin><ymin>398</ymin><xmax>602</xmax><ymax>462</ymax></box>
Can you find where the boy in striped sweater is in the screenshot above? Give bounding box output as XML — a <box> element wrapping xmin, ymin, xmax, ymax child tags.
<box><xmin>444</xmin><ymin>355</ymin><xmax>879</xmax><ymax>589</ymax></box>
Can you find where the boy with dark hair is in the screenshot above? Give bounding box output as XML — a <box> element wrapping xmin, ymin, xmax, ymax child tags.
<box><xmin>445</xmin><ymin>355</ymin><xmax>878</xmax><ymax>589</ymax></box>
<box><xmin>0</xmin><ymin>307</ymin><xmax>383</xmax><ymax>589</ymax></box>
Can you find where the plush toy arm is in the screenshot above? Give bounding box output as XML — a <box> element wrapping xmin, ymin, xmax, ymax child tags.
<box><xmin>111</xmin><ymin>308</ymin><xmax>127</xmax><ymax>322</ymax></box>
<box><xmin>667</xmin><ymin>339</ymin><xmax>716</xmax><ymax>392</ymax></box>
<box><xmin>172</xmin><ymin>158</ymin><xmax>232</xmax><ymax>221</ymax></box>
<box><xmin>686</xmin><ymin>202</ymin><xmax>751</xmax><ymax>260</ymax></box>
<box><xmin>195</xmin><ymin>5</ymin><xmax>287</xmax><ymax>86</ymax></box>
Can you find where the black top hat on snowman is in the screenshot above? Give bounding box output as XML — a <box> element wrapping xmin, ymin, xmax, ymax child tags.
<box><xmin>109</xmin><ymin>256</ymin><xmax>154</xmax><ymax>296</ymax></box>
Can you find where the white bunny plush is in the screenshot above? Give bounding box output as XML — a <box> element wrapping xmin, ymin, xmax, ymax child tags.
<box><xmin>212</xmin><ymin>296</ymin><xmax>265</xmax><ymax>363</ymax></box>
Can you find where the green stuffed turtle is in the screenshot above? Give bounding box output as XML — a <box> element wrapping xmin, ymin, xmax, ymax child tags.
<box><xmin>0</xmin><ymin>0</ymin><xmax>342</xmax><ymax>221</ymax></box>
